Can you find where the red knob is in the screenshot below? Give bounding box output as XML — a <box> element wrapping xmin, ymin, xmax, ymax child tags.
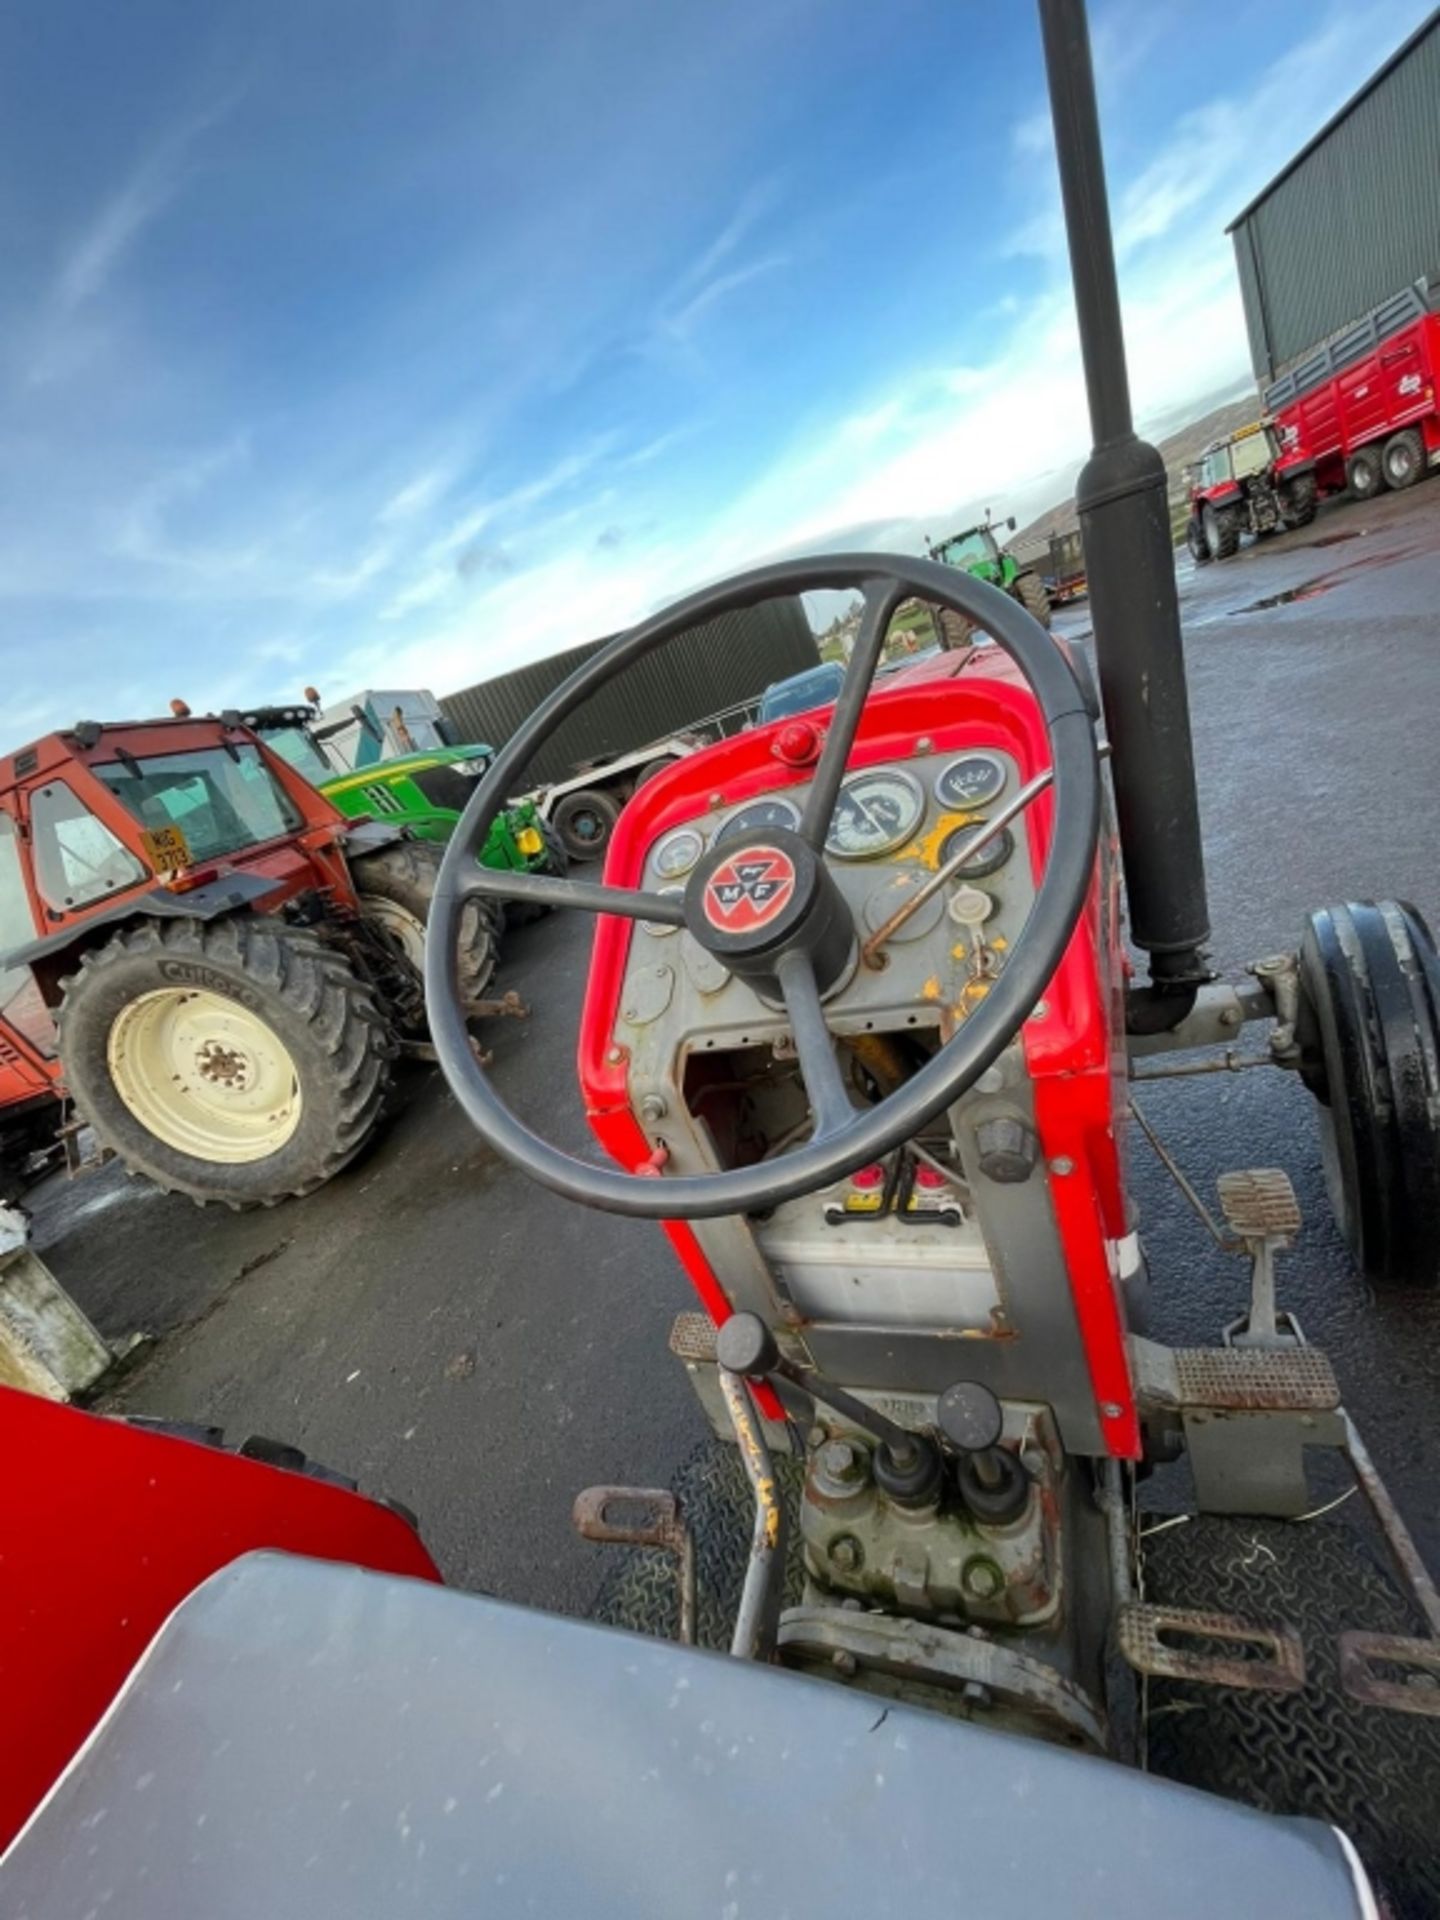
<box><xmin>773</xmin><ymin>720</ymin><xmax>820</xmax><ymax>766</ymax></box>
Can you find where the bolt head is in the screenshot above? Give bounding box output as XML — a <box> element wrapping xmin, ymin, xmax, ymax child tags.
<box><xmin>829</xmin><ymin>1534</ymin><xmax>863</xmax><ymax>1572</ymax></box>
<box><xmin>832</xmin><ymin>1649</ymin><xmax>859</xmax><ymax>1677</ymax></box>
<box><xmin>1049</xmin><ymin>1155</ymin><xmax>1075</xmax><ymax>1177</ymax></box>
<box><xmin>818</xmin><ymin>1439</ymin><xmax>862</xmax><ymax>1483</ymax></box>
<box><xmin>962</xmin><ymin>1557</ymin><xmax>1003</xmax><ymax>1600</ymax></box>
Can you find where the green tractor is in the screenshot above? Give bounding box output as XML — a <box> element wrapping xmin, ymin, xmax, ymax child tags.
<box><xmin>218</xmin><ymin>704</ymin><xmax>567</xmax><ymax>923</ymax></box>
<box><xmin>925</xmin><ymin>515</ymin><xmax>1053</xmax><ymax>646</ymax></box>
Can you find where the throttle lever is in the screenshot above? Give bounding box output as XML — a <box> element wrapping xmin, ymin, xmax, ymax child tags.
<box><xmin>716</xmin><ymin>1313</ymin><xmax>942</xmax><ymax>1507</ymax></box>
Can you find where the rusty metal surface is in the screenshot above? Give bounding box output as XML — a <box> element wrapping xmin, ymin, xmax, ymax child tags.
<box><xmin>668</xmin><ymin>1311</ymin><xmax>719</xmax><ymax>1365</ymax></box>
<box><xmin>1216</xmin><ymin>1168</ymin><xmax>1301</xmax><ymax>1240</ymax></box>
<box><xmin>777</xmin><ymin>1605</ymin><xmax>1108</xmax><ymax>1751</ymax></box>
<box><xmin>1170</xmin><ymin>1345</ymin><xmax>1339</xmax><ymax>1411</ymax></box>
<box><xmin>1342</xmin><ymin>1410</ymin><xmax>1440</xmax><ymax>1639</ymax></box>
<box><xmin>572</xmin><ymin>1484</ymin><xmax>696</xmax><ymax>1645</ymax></box>
<box><xmin>1337</xmin><ymin>1631</ymin><xmax>1440</xmax><ymax>1718</ymax></box>
<box><xmin>1117</xmin><ymin>1601</ymin><xmax>1306</xmax><ymax>1694</ymax></box>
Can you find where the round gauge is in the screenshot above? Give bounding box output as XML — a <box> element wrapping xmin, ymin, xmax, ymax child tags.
<box><xmin>940</xmin><ymin>822</ymin><xmax>1015</xmax><ymax>878</ymax></box>
<box><xmin>716</xmin><ymin>796</ymin><xmax>803</xmax><ymax>844</ymax></box>
<box><xmin>936</xmin><ymin>752</ymin><xmax>1007</xmax><ymax>810</ymax></box>
<box><xmin>642</xmin><ymin>885</ymin><xmax>685</xmax><ymax>936</ymax></box>
<box><xmin>653</xmin><ymin>827</ymin><xmax>704</xmax><ymax>879</ymax></box>
<box><xmin>825</xmin><ymin>769</ymin><xmax>925</xmax><ymax>860</ymax></box>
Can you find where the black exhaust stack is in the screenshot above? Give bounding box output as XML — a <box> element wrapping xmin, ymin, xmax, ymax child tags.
<box><xmin>1039</xmin><ymin>0</ymin><xmax>1211</xmax><ymax>1011</ymax></box>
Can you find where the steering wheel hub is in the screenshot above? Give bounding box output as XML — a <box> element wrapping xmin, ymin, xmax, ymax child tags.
<box><xmin>684</xmin><ymin>827</ymin><xmax>855</xmax><ymax>997</ymax></box>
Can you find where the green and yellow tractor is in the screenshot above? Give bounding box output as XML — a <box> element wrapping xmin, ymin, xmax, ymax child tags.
<box><xmin>925</xmin><ymin>515</ymin><xmax>1052</xmax><ymax>646</ymax></box>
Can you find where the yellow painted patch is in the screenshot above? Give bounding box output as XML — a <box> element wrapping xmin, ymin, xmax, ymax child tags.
<box><xmin>897</xmin><ymin>810</ymin><xmax>985</xmax><ymax>871</ymax></box>
<box><xmin>951</xmin><ymin>942</ymin><xmax>968</xmax><ymax>961</ymax></box>
<box><xmin>964</xmin><ymin>980</ymin><xmax>990</xmax><ymax>1001</ymax></box>
<box><xmin>921</xmin><ymin>975</ymin><xmax>943</xmax><ymax>1001</ymax></box>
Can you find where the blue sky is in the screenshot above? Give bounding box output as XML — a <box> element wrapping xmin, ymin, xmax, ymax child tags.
<box><xmin>1</xmin><ymin>0</ymin><xmax>1431</xmax><ymax>736</ymax></box>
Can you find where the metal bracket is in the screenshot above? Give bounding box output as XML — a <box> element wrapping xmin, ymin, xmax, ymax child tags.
<box><xmin>1338</xmin><ymin>1632</ymin><xmax>1440</xmax><ymax>1717</ymax></box>
<box><xmin>572</xmin><ymin>1486</ymin><xmax>696</xmax><ymax>1646</ymax></box>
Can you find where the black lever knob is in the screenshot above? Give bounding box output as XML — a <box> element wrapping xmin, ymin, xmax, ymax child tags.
<box><xmin>716</xmin><ymin>1313</ymin><xmax>780</xmax><ymax>1378</ymax></box>
<box><xmin>936</xmin><ymin>1380</ymin><xmax>1004</xmax><ymax>1453</ymax></box>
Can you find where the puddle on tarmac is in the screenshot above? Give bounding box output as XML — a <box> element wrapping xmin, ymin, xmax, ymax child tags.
<box><xmin>1308</xmin><ymin>530</ymin><xmax>1361</xmax><ymax>549</ymax></box>
<box><xmin>1229</xmin><ymin>540</ymin><xmax>1422</xmax><ymax>613</ymax></box>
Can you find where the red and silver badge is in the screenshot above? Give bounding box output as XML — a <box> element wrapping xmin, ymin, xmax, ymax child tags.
<box><xmin>703</xmin><ymin>845</ymin><xmax>797</xmax><ymax>933</ymax></box>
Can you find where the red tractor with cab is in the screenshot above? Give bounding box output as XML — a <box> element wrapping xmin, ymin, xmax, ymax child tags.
<box><xmin>0</xmin><ymin>711</ymin><xmax>499</xmax><ymax>1207</ymax></box>
<box><xmin>1184</xmin><ymin>418</ymin><xmax>1318</xmax><ymax>563</ymax></box>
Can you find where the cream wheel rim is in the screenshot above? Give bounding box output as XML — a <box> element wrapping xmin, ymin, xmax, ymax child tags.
<box><xmin>107</xmin><ymin>988</ymin><xmax>303</xmax><ymax>1163</ymax></box>
<box><xmin>360</xmin><ymin>894</ymin><xmax>427</xmax><ymax>971</ymax></box>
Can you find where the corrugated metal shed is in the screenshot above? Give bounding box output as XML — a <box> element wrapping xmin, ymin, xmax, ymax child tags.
<box><xmin>440</xmin><ymin>595</ymin><xmax>817</xmax><ymax>786</ymax></box>
<box><xmin>1227</xmin><ymin>9</ymin><xmax>1440</xmax><ymax>381</ymax></box>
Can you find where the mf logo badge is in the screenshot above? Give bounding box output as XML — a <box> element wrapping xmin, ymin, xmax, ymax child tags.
<box><xmin>704</xmin><ymin>846</ymin><xmax>797</xmax><ymax>933</ymax></box>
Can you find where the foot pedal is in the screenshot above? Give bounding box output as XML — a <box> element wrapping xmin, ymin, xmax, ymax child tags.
<box><xmin>1169</xmin><ymin>1345</ymin><xmax>1339</xmax><ymax>1411</ymax></box>
<box><xmin>1217</xmin><ymin>1168</ymin><xmax>1301</xmax><ymax>1241</ymax></box>
<box><xmin>1119</xmin><ymin>1601</ymin><xmax>1305</xmax><ymax>1693</ymax></box>
<box><xmin>669</xmin><ymin>1311</ymin><xmax>718</xmax><ymax>1365</ymax></box>
<box><xmin>1338</xmin><ymin>1631</ymin><xmax>1440</xmax><ymax>1718</ymax></box>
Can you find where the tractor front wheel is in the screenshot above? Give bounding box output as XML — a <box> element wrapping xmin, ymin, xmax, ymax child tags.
<box><xmin>351</xmin><ymin>840</ymin><xmax>499</xmax><ymax>1017</ymax></box>
<box><xmin>56</xmin><ymin>918</ymin><xmax>394</xmax><ymax>1209</ymax></box>
<box><xmin>1297</xmin><ymin>900</ymin><xmax>1440</xmax><ymax>1287</ymax></box>
<box><xmin>1012</xmin><ymin>569</ymin><xmax>1053</xmax><ymax>628</ymax></box>
<box><xmin>1202</xmin><ymin>504</ymin><xmax>1240</xmax><ymax>560</ymax></box>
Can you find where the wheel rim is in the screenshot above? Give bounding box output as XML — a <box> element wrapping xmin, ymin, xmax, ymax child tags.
<box><xmin>361</xmin><ymin>894</ymin><xmax>427</xmax><ymax>970</ymax></box>
<box><xmin>570</xmin><ymin>810</ymin><xmax>604</xmax><ymax>844</ymax></box>
<box><xmin>107</xmin><ymin>989</ymin><xmax>302</xmax><ymax>1163</ymax></box>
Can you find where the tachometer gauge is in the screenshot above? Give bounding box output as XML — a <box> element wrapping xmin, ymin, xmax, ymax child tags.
<box><xmin>936</xmin><ymin>752</ymin><xmax>1007</xmax><ymax>810</ymax></box>
<box><xmin>716</xmin><ymin>796</ymin><xmax>802</xmax><ymax>844</ymax></box>
<box><xmin>824</xmin><ymin>769</ymin><xmax>925</xmax><ymax>859</ymax></box>
<box><xmin>653</xmin><ymin>827</ymin><xmax>704</xmax><ymax>879</ymax></box>
<box><xmin>940</xmin><ymin>822</ymin><xmax>1014</xmax><ymax>878</ymax></box>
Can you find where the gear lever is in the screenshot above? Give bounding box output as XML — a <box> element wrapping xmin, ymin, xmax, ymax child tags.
<box><xmin>716</xmin><ymin>1313</ymin><xmax>943</xmax><ymax>1507</ymax></box>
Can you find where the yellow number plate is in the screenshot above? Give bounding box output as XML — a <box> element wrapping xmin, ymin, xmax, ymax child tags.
<box><xmin>516</xmin><ymin>827</ymin><xmax>543</xmax><ymax>857</ymax></box>
<box><xmin>140</xmin><ymin>824</ymin><xmax>192</xmax><ymax>873</ymax></box>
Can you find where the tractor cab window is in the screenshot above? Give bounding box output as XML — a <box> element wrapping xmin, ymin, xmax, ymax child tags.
<box><xmin>260</xmin><ymin>725</ymin><xmax>334</xmax><ymax>785</ymax></box>
<box><xmin>1231</xmin><ymin>432</ymin><xmax>1273</xmax><ymax>481</ymax></box>
<box><xmin>95</xmin><ymin>745</ymin><xmax>303</xmax><ymax>866</ymax></box>
<box><xmin>0</xmin><ymin>814</ymin><xmax>55</xmax><ymax>1057</ymax></box>
<box><xmin>1201</xmin><ymin>448</ymin><xmax>1234</xmax><ymax>489</ymax></box>
<box><xmin>30</xmin><ymin>782</ymin><xmax>147</xmax><ymax>913</ymax></box>
<box><xmin>936</xmin><ymin>530</ymin><xmax>995</xmax><ymax>569</ymax></box>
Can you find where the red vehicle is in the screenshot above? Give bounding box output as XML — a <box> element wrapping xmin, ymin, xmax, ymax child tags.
<box><xmin>0</xmin><ymin>713</ymin><xmax>496</xmax><ymax>1207</ymax></box>
<box><xmin>1183</xmin><ymin>419</ymin><xmax>1318</xmax><ymax>562</ymax></box>
<box><xmin>1269</xmin><ymin>283</ymin><xmax>1440</xmax><ymax>501</ymax></box>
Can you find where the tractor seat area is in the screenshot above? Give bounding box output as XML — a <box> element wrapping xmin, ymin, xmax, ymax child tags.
<box><xmin>0</xmin><ymin>1550</ymin><xmax>1375</xmax><ymax>1919</ymax></box>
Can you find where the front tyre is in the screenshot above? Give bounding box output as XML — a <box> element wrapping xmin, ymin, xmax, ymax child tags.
<box><xmin>57</xmin><ymin>918</ymin><xmax>393</xmax><ymax>1209</ymax></box>
<box><xmin>1202</xmin><ymin>503</ymin><xmax>1240</xmax><ymax>560</ymax></box>
<box><xmin>1185</xmin><ymin>516</ymin><xmax>1212</xmax><ymax>564</ymax></box>
<box><xmin>1013</xmin><ymin>569</ymin><xmax>1053</xmax><ymax>628</ymax></box>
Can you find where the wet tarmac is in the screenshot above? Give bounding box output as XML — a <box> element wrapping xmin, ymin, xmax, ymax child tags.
<box><xmin>29</xmin><ymin>474</ymin><xmax>1440</xmax><ymax>1614</ymax></box>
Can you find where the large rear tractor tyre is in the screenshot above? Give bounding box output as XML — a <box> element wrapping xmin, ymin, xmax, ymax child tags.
<box><xmin>1346</xmin><ymin>444</ymin><xmax>1386</xmax><ymax>500</ymax></box>
<box><xmin>1296</xmin><ymin>901</ymin><xmax>1440</xmax><ymax>1287</ymax></box>
<box><xmin>552</xmin><ymin>787</ymin><xmax>621</xmax><ymax>863</ymax></box>
<box><xmin>934</xmin><ymin>605</ymin><xmax>976</xmax><ymax>650</ymax></box>
<box><xmin>56</xmin><ymin>918</ymin><xmax>394</xmax><ymax>1209</ymax></box>
<box><xmin>352</xmin><ymin>840</ymin><xmax>499</xmax><ymax>1016</ymax></box>
<box><xmin>1382</xmin><ymin>429</ymin><xmax>1425</xmax><ymax>492</ymax></box>
<box><xmin>539</xmin><ymin>819</ymin><xmax>570</xmax><ymax>878</ymax></box>
<box><xmin>1142</xmin><ymin>1514</ymin><xmax>1440</xmax><ymax>1917</ymax></box>
<box><xmin>593</xmin><ymin>1437</ymin><xmax>805</xmax><ymax>1650</ymax></box>
<box><xmin>1202</xmin><ymin>503</ymin><xmax>1240</xmax><ymax>560</ymax></box>
<box><xmin>1012</xmin><ymin>569</ymin><xmax>1053</xmax><ymax>628</ymax></box>
<box><xmin>1185</xmin><ymin>516</ymin><xmax>1212</xmax><ymax>564</ymax></box>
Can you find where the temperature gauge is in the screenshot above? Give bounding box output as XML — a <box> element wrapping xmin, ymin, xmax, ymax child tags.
<box><xmin>936</xmin><ymin>752</ymin><xmax>1007</xmax><ymax>810</ymax></box>
<box><xmin>940</xmin><ymin>823</ymin><xmax>1014</xmax><ymax>878</ymax></box>
<box><xmin>824</xmin><ymin>769</ymin><xmax>925</xmax><ymax>859</ymax></box>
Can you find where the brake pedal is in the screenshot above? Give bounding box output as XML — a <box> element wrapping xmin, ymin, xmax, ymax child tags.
<box><xmin>1218</xmin><ymin>1168</ymin><xmax>1303</xmax><ymax>1348</ymax></box>
<box><xmin>1119</xmin><ymin>1601</ymin><xmax>1305</xmax><ymax>1693</ymax></box>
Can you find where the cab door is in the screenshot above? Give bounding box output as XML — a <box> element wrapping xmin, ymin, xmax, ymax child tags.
<box><xmin>0</xmin><ymin>813</ymin><xmax>57</xmax><ymax>1102</ymax></box>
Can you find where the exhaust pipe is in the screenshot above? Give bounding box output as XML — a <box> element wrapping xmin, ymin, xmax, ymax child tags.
<box><xmin>1039</xmin><ymin>0</ymin><xmax>1211</xmax><ymax>1012</ymax></box>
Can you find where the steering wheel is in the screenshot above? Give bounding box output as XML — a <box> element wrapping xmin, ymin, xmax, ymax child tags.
<box><xmin>425</xmin><ymin>555</ymin><xmax>1099</xmax><ymax>1219</ymax></box>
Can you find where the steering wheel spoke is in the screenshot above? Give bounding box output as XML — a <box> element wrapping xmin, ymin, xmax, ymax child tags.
<box><xmin>775</xmin><ymin>950</ymin><xmax>855</xmax><ymax>1144</ymax></box>
<box><xmin>798</xmin><ymin>575</ymin><xmax>905</xmax><ymax>849</ymax></box>
<box><xmin>459</xmin><ymin>866</ymin><xmax>686</xmax><ymax>926</ymax></box>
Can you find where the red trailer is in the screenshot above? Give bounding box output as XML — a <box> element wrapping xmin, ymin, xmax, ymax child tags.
<box><xmin>1269</xmin><ymin>281</ymin><xmax>1440</xmax><ymax>501</ymax></box>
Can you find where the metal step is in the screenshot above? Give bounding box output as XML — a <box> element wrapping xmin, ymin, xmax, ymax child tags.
<box><xmin>1118</xmin><ymin>1601</ymin><xmax>1305</xmax><ymax>1693</ymax></box>
<box><xmin>1217</xmin><ymin>1167</ymin><xmax>1300</xmax><ymax>1242</ymax></box>
<box><xmin>1131</xmin><ymin>1339</ymin><xmax>1340</xmax><ymax>1414</ymax></box>
<box><xmin>669</xmin><ymin>1311</ymin><xmax>718</xmax><ymax>1365</ymax></box>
